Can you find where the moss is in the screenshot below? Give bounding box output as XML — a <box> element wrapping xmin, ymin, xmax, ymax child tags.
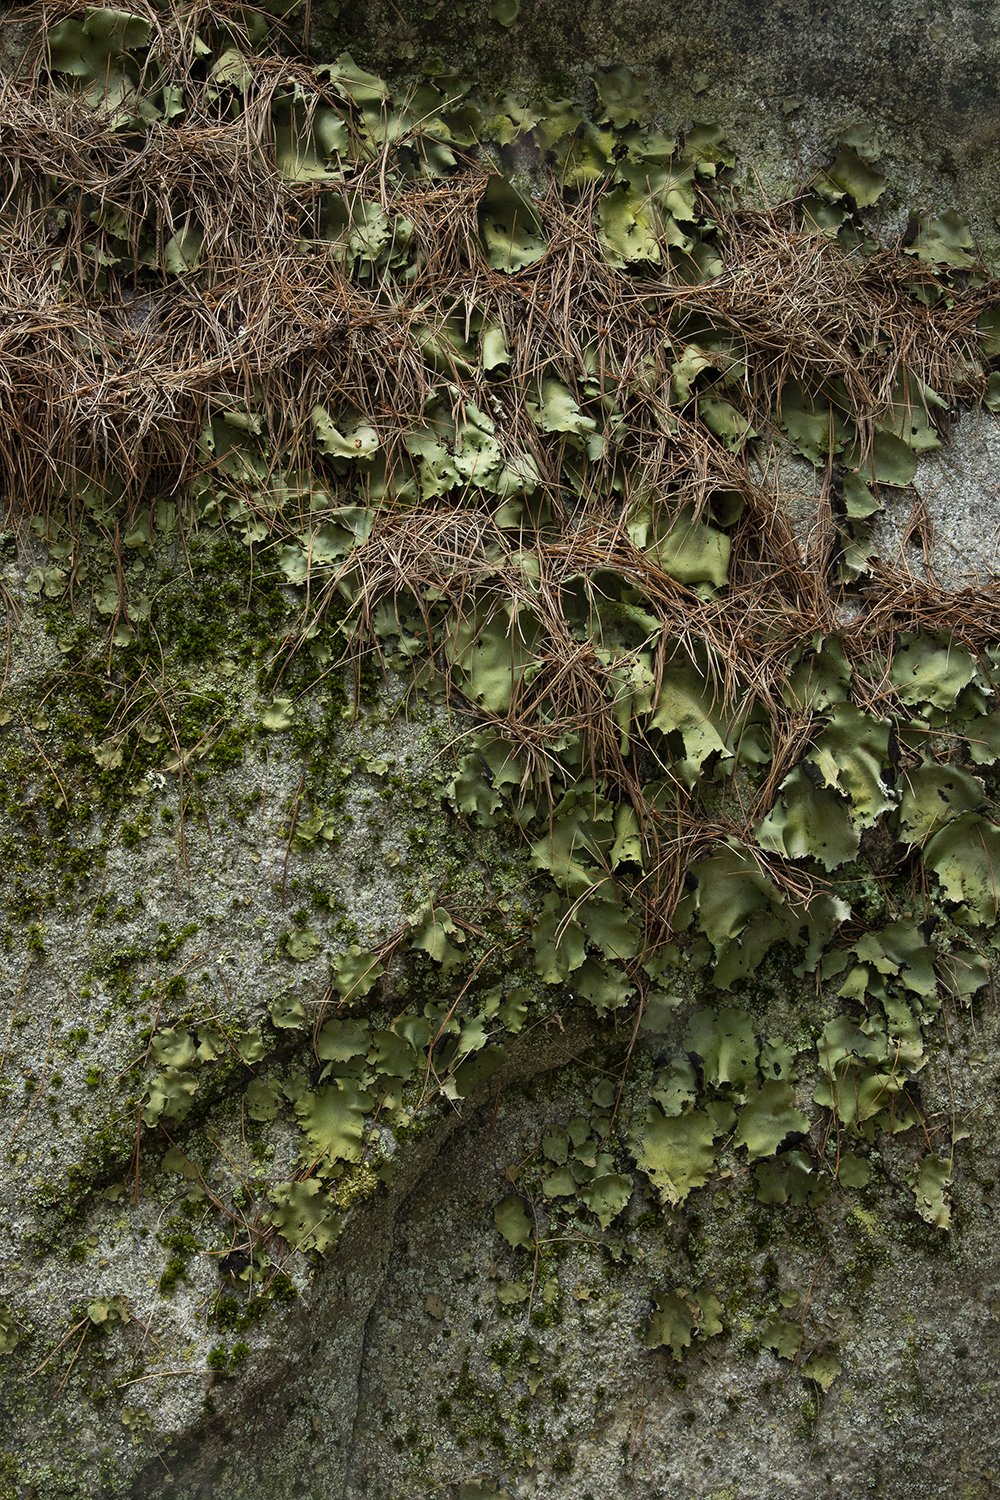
<box><xmin>230</xmin><ymin>1340</ymin><xmax>250</xmax><ymax>1368</ymax></box>
<box><xmin>331</xmin><ymin>1162</ymin><xmax>380</xmax><ymax>1210</ymax></box>
<box><xmin>207</xmin><ymin>1292</ymin><xmax>269</xmax><ymax>1332</ymax></box>
<box><xmin>153</xmin><ymin>921</ymin><xmax>200</xmax><ymax>961</ymax></box>
<box><xmin>88</xmin><ymin>941</ymin><xmax>152</xmax><ymax>986</ymax></box>
<box><xmin>0</xmin><ymin>1451</ymin><xmax>20</xmax><ymax>1500</ymax></box>
<box><xmin>158</xmin><ymin>1257</ymin><xmax>187</xmax><ymax>1294</ymax></box>
<box><xmin>792</xmin><ymin>1395</ymin><xmax>818</xmax><ymax>1440</ymax></box>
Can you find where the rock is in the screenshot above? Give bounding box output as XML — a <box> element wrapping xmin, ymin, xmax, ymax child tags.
<box><xmin>872</xmin><ymin>409</ymin><xmax>1000</xmax><ymax>587</ymax></box>
<box><xmin>2</xmin><ymin>4</ymin><xmax>1000</xmax><ymax>1496</ymax></box>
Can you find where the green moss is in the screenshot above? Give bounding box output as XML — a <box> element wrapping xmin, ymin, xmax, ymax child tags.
<box><xmin>153</xmin><ymin>921</ymin><xmax>199</xmax><ymax>961</ymax></box>
<box><xmin>792</xmin><ymin>1395</ymin><xmax>818</xmax><ymax>1440</ymax></box>
<box><xmin>158</xmin><ymin>1257</ymin><xmax>187</xmax><ymax>1294</ymax></box>
<box><xmin>208</xmin><ymin>1292</ymin><xmax>269</xmax><ymax>1332</ymax></box>
<box><xmin>0</xmin><ymin>1453</ymin><xmax>20</xmax><ymax>1500</ymax></box>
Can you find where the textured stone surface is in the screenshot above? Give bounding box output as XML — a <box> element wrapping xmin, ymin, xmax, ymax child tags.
<box><xmin>345</xmin><ymin>1043</ymin><xmax>1000</xmax><ymax>1500</ymax></box>
<box><xmin>873</xmin><ymin>409</ymin><xmax>1000</xmax><ymax>587</ymax></box>
<box><xmin>1</xmin><ymin>463</ymin><xmax>998</xmax><ymax>1500</ymax></box>
<box><xmin>315</xmin><ymin>0</ymin><xmax>1000</xmax><ymax>258</ymax></box>
<box><xmin>2</xmin><ymin>3</ymin><xmax>1000</xmax><ymax>1496</ymax></box>
<box><xmin>118</xmin><ymin>996</ymin><xmax>1000</xmax><ymax>1500</ymax></box>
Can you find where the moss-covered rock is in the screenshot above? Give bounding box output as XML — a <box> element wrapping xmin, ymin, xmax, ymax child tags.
<box><xmin>3</xmin><ymin>2</ymin><xmax>1000</xmax><ymax>1494</ymax></box>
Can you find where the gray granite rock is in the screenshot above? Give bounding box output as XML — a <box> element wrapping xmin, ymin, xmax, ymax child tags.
<box><xmin>873</xmin><ymin>409</ymin><xmax>1000</xmax><ymax>587</ymax></box>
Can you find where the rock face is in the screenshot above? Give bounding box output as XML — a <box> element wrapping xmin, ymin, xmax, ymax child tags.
<box><xmin>2</xmin><ymin>4</ymin><xmax>1000</xmax><ymax>1499</ymax></box>
<box><xmin>344</xmin><ymin>1049</ymin><xmax>1000</xmax><ymax>1500</ymax></box>
<box><xmin>873</xmin><ymin>408</ymin><xmax>1000</xmax><ymax>587</ymax></box>
<box><xmin>318</xmin><ymin>0</ymin><xmax>1000</xmax><ymax>258</ymax></box>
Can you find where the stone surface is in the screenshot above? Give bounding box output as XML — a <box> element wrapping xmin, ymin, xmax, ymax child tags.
<box><xmin>2</xmin><ymin>3</ymin><xmax>1000</xmax><ymax>1497</ymax></box>
<box><xmin>0</xmin><ymin>487</ymin><xmax>997</xmax><ymax>1500</ymax></box>
<box><xmin>316</xmin><ymin>0</ymin><xmax>1000</xmax><ymax>260</ymax></box>
<box><xmin>345</xmin><ymin>1045</ymin><xmax>1000</xmax><ymax>1500</ymax></box>
<box><xmin>115</xmin><ymin>997</ymin><xmax>1000</xmax><ymax>1500</ymax></box>
<box><xmin>873</xmin><ymin>408</ymin><xmax>1000</xmax><ymax>587</ymax></box>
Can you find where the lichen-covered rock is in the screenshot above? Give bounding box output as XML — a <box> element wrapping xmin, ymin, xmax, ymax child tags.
<box><xmin>2</xmin><ymin>4</ymin><xmax>1000</xmax><ymax>1496</ymax></box>
<box><xmin>314</xmin><ymin>0</ymin><xmax>1000</xmax><ymax>263</ymax></box>
<box><xmin>872</xmin><ymin>408</ymin><xmax>1000</xmax><ymax>587</ymax></box>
